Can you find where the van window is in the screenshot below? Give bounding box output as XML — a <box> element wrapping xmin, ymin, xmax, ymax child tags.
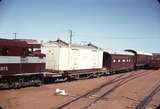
<box><xmin>2</xmin><ymin>48</ymin><xmax>8</xmax><ymax>55</ymax></box>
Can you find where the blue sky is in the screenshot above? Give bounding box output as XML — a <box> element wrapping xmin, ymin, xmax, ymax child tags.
<box><xmin>0</xmin><ymin>0</ymin><xmax>160</xmax><ymax>52</ymax></box>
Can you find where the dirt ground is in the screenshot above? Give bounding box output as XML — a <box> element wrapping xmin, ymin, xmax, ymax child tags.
<box><xmin>0</xmin><ymin>69</ymin><xmax>160</xmax><ymax>109</ymax></box>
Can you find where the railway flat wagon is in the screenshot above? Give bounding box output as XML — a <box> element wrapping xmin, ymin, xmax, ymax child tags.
<box><xmin>0</xmin><ymin>39</ymin><xmax>46</xmax><ymax>89</ymax></box>
<box><xmin>103</xmin><ymin>49</ymin><xmax>134</xmax><ymax>74</ymax></box>
<box><xmin>42</xmin><ymin>39</ymin><xmax>104</xmax><ymax>79</ymax></box>
<box><xmin>125</xmin><ymin>49</ymin><xmax>153</xmax><ymax>69</ymax></box>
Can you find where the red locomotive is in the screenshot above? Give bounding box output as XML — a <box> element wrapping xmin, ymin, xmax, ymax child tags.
<box><xmin>0</xmin><ymin>39</ymin><xmax>45</xmax><ymax>89</ymax></box>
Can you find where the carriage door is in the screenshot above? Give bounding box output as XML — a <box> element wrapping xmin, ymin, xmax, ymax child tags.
<box><xmin>71</xmin><ymin>49</ymin><xmax>79</xmax><ymax>70</ymax></box>
<box><xmin>103</xmin><ymin>52</ymin><xmax>111</xmax><ymax>68</ymax></box>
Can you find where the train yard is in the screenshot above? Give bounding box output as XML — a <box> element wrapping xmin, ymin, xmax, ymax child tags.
<box><xmin>1</xmin><ymin>0</ymin><xmax>160</xmax><ymax>109</ymax></box>
<box><xmin>0</xmin><ymin>69</ymin><xmax>160</xmax><ymax>109</ymax></box>
<box><xmin>0</xmin><ymin>38</ymin><xmax>160</xmax><ymax>109</ymax></box>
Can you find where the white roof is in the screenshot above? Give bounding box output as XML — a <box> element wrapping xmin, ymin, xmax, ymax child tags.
<box><xmin>126</xmin><ymin>49</ymin><xmax>153</xmax><ymax>56</ymax></box>
<box><xmin>135</xmin><ymin>50</ymin><xmax>153</xmax><ymax>56</ymax></box>
<box><xmin>104</xmin><ymin>49</ymin><xmax>134</xmax><ymax>56</ymax></box>
<box><xmin>42</xmin><ymin>40</ymin><xmax>101</xmax><ymax>50</ymax></box>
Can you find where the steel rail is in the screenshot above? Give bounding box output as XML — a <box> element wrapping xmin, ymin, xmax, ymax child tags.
<box><xmin>134</xmin><ymin>81</ymin><xmax>160</xmax><ymax>109</ymax></box>
<box><xmin>52</xmin><ymin>70</ymin><xmax>151</xmax><ymax>109</ymax></box>
<box><xmin>82</xmin><ymin>72</ymin><xmax>151</xmax><ymax>109</ymax></box>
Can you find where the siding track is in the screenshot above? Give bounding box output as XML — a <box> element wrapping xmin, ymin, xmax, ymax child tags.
<box><xmin>52</xmin><ymin>70</ymin><xmax>153</xmax><ymax>109</ymax></box>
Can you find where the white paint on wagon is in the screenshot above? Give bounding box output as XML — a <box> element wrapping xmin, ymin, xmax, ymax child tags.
<box><xmin>41</xmin><ymin>40</ymin><xmax>103</xmax><ymax>71</ymax></box>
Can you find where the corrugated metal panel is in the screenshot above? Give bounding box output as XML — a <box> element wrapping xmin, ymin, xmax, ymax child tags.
<box><xmin>42</xmin><ymin>41</ymin><xmax>103</xmax><ymax>71</ymax></box>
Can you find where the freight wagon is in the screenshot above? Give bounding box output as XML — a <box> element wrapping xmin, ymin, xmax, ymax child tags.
<box><xmin>41</xmin><ymin>39</ymin><xmax>106</xmax><ymax>80</ymax></box>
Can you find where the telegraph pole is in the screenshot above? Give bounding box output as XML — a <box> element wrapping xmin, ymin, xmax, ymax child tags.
<box><xmin>13</xmin><ymin>33</ymin><xmax>17</xmax><ymax>39</ymax></box>
<box><xmin>69</xmin><ymin>30</ymin><xmax>72</xmax><ymax>45</ymax></box>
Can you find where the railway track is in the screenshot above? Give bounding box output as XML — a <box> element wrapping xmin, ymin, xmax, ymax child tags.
<box><xmin>52</xmin><ymin>70</ymin><xmax>153</xmax><ymax>109</ymax></box>
<box><xmin>134</xmin><ymin>80</ymin><xmax>160</xmax><ymax>109</ymax></box>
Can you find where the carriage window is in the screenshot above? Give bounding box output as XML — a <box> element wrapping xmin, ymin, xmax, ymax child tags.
<box><xmin>118</xmin><ymin>59</ymin><xmax>120</xmax><ymax>63</ymax></box>
<box><xmin>122</xmin><ymin>59</ymin><xmax>125</xmax><ymax>62</ymax></box>
<box><xmin>128</xmin><ymin>59</ymin><xmax>131</xmax><ymax>62</ymax></box>
<box><xmin>28</xmin><ymin>48</ymin><xmax>33</xmax><ymax>55</ymax></box>
<box><xmin>113</xmin><ymin>59</ymin><xmax>116</xmax><ymax>63</ymax></box>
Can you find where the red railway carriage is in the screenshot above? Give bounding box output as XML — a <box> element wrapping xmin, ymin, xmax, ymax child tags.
<box><xmin>125</xmin><ymin>49</ymin><xmax>153</xmax><ymax>69</ymax></box>
<box><xmin>0</xmin><ymin>39</ymin><xmax>46</xmax><ymax>89</ymax></box>
<box><xmin>150</xmin><ymin>53</ymin><xmax>160</xmax><ymax>69</ymax></box>
<box><xmin>103</xmin><ymin>50</ymin><xmax>134</xmax><ymax>73</ymax></box>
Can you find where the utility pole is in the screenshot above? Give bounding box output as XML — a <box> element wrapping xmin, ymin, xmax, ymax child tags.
<box><xmin>13</xmin><ymin>33</ymin><xmax>17</xmax><ymax>39</ymax></box>
<box><xmin>69</xmin><ymin>30</ymin><xmax>72</xmax><ymax>45</ymax></box>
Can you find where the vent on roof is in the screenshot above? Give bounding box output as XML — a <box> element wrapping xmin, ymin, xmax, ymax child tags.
<box><xmin>87</xmin><ymin>43</ymin><xmax>99</xmax><ymax>49</ymax></box>
<box><xmin>56</xmin><ymin>39</ymin><xmax>69</xmax><ymax>46</ymax></box>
